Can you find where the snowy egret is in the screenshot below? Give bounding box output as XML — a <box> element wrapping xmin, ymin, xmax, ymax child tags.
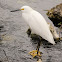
<box><xmin>11</xmin><ymin>6</ymin><xmax>56</xmax><ymax>57</ymax></box>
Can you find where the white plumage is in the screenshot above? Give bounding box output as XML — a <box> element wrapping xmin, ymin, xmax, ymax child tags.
<box><xmin>21</xmin><ymin>6</ymin><xmax>55</xmax><ymax>44</ymax></box>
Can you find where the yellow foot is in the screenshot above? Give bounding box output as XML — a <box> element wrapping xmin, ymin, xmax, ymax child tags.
<box><xmin>37</xmin><ymin>59</ymin><xmax>42</xmax><ymax>62</ymax></box>
<box><xmin>29</xmin><ymin>50</ymin><xmax>41</xmax><ymax>58</ymax></box>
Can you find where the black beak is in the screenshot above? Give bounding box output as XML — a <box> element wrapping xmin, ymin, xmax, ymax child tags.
<box><xmin>10</xmin><ymin>9</ymin><xmax>21</xmax><ymax>12</ymax></box>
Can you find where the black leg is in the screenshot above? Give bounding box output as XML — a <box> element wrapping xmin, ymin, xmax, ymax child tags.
<box><xmin>36</xmin><ymin>36</ymin><xmax>41</xmax><ymax>55</ymax></box>
<box><xmin>37</xmin><ymin>41</ymin><xmax>41</xmax><ymax>54</ymax></box>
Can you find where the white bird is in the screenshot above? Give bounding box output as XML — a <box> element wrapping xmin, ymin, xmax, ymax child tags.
<box><xmin>11</xmin><ymin>6</ymin><xmax>56</xmax><ymax>58</ymax></box>
<box><xmin>21</xmin><ymin>6</ymin><xmax>55</xmax><ymax>44</ymax></box>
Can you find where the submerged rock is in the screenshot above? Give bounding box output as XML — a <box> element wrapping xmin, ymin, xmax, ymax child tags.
<box><xmin>46</xmin><ymin>3</ymin><xmax>62</xmax><ymax>27</ymax></box>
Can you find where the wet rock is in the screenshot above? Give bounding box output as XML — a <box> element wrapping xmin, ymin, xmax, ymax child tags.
<box><xmin>46</xmin><ymin>3</ymin><xmax>62</xmax><ymax>27</ymax></box>
<box><xmin>0</xmin><ymin>25</ymin><xmax>4</xmax><ymax>32</ymax></box>
<box><xmin>0</xmin><ymin>25</ymin><xmax>4</xmax><ymax>41</ymax></box>
<box><xmin>0</xmin><ymin>0</ymin><xmax>62</xmax><ymax>62</ymax></box>
<box><xmin>0</xmin><ymin>36</ymin><xmax>2</xmax><ymax>41</ymax></box>
<box><xmin>0</xmin><ymin>61</ymin><xmax>2</xmax><ymax>62</ymax></box>
<box><xmin>0</xmin><ymin>25</ymin><xmax>4</xmax><ymax>29</ymax></box>
<box><xmin>0</xmin><ymin>25</ymin><xmax>6</xmax><ymax>32</ymax></box>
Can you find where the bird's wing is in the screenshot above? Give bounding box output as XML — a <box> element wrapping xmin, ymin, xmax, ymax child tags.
<box><xmin>29</xmin><ymin>10</ymin><xmax>55</xmax><ymax>44</ymax></box>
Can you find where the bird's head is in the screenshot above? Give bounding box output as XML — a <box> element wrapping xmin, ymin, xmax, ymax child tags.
<box><xmin>11</xmin><ymin>6</ymin><xmax>33</xmax><ymax>13</ymax></box>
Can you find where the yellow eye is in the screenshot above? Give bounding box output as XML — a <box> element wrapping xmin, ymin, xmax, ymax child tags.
<box><xmin>21</xmin><ymin>8</ymin><xmax>24</xmax><ymax>10</ymax></box>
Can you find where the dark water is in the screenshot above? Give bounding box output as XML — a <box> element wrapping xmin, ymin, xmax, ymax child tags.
<box><xmin>0</xmin><ymin>0</ymin><xmax>62</xmax><ymax>62</ymax></box>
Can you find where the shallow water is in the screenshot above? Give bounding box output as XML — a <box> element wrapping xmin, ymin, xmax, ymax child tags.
<box><xmin>0</xmin><ymin>0</ymin><xmax>62</xmax><ymax>62</ymax></box>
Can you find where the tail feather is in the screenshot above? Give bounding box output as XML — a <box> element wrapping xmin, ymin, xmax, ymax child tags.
<box><xmin>47</xmin><ymin>34</ymin><xmax>56</xmax><ymax>45</ymax></box>
<box><xmin>51</xmin><ymin>41</ymin><xmax>56</xmax><ymax>45</ymax></box>
<box><xmin>49</xmin><ymin>37</ymin><xmax>56</xmax><ymax>45</ymax></box>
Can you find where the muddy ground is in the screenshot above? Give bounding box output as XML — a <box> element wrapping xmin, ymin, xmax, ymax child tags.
<box><xmin>0</xmin><ymin>0</ymin><xmax>62</xmax><ymax>62</ymax></box>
